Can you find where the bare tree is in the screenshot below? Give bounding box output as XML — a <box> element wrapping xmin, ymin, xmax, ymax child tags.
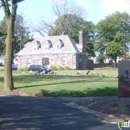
<box><xmin>0</xmin><ymin>0</ymin><xmax>24</xmax><ymax>92</ymax></box>
<box><xmin>31</xmin><ymin>0</ymin><xmax>86</xmax><ymax>36</ymax></box>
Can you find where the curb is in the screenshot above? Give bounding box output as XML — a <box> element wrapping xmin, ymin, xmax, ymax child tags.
<box><xmin>63</xmin><ymin>102</ymin><xmax>120</xmax><ymax>124</ymax></box>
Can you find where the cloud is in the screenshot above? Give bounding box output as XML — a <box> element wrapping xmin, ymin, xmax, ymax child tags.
<box><xmin>99</xmin><ymin>0</ymin><xmax>130</xmax><ymax>14</ymax></box>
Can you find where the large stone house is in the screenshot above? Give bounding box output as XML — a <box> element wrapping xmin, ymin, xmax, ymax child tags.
<box><xmin>17</xmin><ymin>30</ymin><xmax>93</xmax><ymax>70</ymax></box>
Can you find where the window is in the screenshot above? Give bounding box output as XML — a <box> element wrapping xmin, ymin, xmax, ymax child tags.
<box><xmin>33</xmin><ymin>41</ymin><xmax>41</xmax><ymax>51</ymax></box>
<box><xmin>61</xmin><ymin>57</ymin><xmax>66</xmax><ymax>66</ymax></box>
<box><xmin>44</xmin><ymin>40</ymin><xmax>52</xmax><ymax>50</ymax></box>
<box><xmin>26</xmin><ymin>58</ymin><xmax>31</xmax><ymax>66</ymax></box>
<box><xmin>57</xmin><ymin>44</ymin><xmax>60</xmax><ymax>49</ymax></box>
<box><xmin>33</xmin><ymin>45</ymin><xmax>37</xmax><ymax>51</ymax></box>
<box><xmin>45</xmin><ymin>44</ymin><xmax>49</xmax><ymax>50</ymax></box>
<box><xmin>55</xmin><ymin>39</ymin><xmax>64</xmax><ymax>50</ymax></box>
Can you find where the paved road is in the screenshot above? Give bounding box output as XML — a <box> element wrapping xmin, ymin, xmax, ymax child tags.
<box><xmin>0</xmin><ymin>96</ymin><xmax>117</xmax><ymax>130</ymax></box>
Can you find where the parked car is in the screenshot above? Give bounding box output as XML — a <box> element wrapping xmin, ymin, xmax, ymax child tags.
<box><xmin>12</xmin><ymin>64</ymin><xmax>18</xmax><ymax>70</ymax></box>
<box><xmin>28</xmin><ymin>65</ymin><xmax>51</xmax><ymax>74</ymax></box>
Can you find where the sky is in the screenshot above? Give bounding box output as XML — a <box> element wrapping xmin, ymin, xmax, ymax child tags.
<box><xmin>0</xmin><ymin>0</ymin><xmax>130</xmax><ymax>37</ymax></box>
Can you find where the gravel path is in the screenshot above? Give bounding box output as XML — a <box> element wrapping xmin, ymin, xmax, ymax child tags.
<box><xmin>76</xmin><ymin>96</ymin><xmax>130</xmax><ymax>118</ymax></box>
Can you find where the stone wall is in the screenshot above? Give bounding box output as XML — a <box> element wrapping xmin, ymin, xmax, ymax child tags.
<box><xmin>17</xmin><ymin>53</ymin><xmax>77</xmax><ymax>69</ymax></box>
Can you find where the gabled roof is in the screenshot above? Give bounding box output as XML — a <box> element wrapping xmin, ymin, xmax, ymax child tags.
<box><xmin>17</xmin><ymin>35</ymin><xmax>81</xmax><ymax>55</ymax></box>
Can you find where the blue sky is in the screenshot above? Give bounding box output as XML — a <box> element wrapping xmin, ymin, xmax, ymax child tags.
<box><xmin>0</xmin><ymin>0</ymin><xmax>130</xmax><ymax>37</ymax></box>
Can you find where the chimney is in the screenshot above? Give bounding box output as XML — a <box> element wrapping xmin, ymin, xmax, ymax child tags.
<box><xmin>79</xmin><ymin>30</ymin><xmax>86</xmax><ymax>53</ymax></box>
<box><xmin>79</xmin><ymin>30</ymin><xmax>84</xmax><ymax>45</ymax></box>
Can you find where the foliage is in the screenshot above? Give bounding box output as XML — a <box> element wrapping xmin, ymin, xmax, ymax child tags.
<box><xmin>51</xmin><ymin>66</ymin><xmax>58</xmax><ymax>71</ymax></box>
<box><xmin>95</xmin><ymin>11</ymin><xmax>130</xmax><ymax>62</ymax></box>
<box><xmin>58</xmin><ymin>66</ymin><xmax>64</xmax><ymax>70</ymax></box>
<box><xmin>0</xmin><ymin>17</ymin><xmax>7</xmax><ymax>54</ymax></box>
<box><xmin>96</xmin><ymin>54</ymin><xmax>106</xmax><ymax>63</ymax></box>
<box><xmin>0</xmin><ymin>15</ymin><xmax>33</xmax><ymax>54</ymax></box>
<box><xmin>64</xmin><ymin>66</ymin><xmax>72</xmax><ymax>70</ymax></box>
<box><xmin>106</xmin><ymin>41</ymin><xmax>124</xmax><ymax>63</ymax></box>
<box><xmin>18</xmin><ymin>67</ymin><xmax>28</xmax><ymax>71</ymax></box>
<box><xmin>51</xmin><ymin>66</ymin><xmax>72</xmax><ymax>70</ymax></box>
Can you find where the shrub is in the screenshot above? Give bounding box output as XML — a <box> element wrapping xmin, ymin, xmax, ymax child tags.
<box><xmin>51</xmin><ymin>66</ymin><xmax>58</xmax><ymax>71</ymax></box>
<box><xmin>58</xmin><ymin>66</ymin><xmax>64</xmax><ymax>70</ymax></box>
<box><xmin>64</xmin><ymin>66</ymin><xmax>72</xmax><ymax>70</ymax></box>
<box><xmin>19</xmin><ymin>67</ymin><xmax>28</xmax><ymax>71</ymax></box>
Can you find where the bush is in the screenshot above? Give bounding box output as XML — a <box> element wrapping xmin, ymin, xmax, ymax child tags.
<box><xmin>18</xmin><ymin>67</ymin><xmax>28</xmax><ymax>71</ymax></box>
<box><xmin>64</xmin><ymin>66</ymin><xmax>72</xmax><ymax>70</ymax></box>
<box><xmin>58</xmin><ymin>66</ymin><xmax>64</xmax><ymax>70</ymax></box>
<box><xmin>51</xmin><ymin>66</ymin><xmax>58</xmax><ymax>71</ymax></box>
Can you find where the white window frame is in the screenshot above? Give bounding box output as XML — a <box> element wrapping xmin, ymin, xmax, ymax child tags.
<box><xmin>61</xmin><ymin>57</ymin><xmax>66</xmax><ymax>66</ymax></box>
<box><xmin>57</xmin><ymin>44</ymin><xmax>60</xmax><ymax>49</ymax></box>
<box><xmin>26</xmin><ymin>58</ymin><xmax>31</xmax><ymax>66</ymax></box>
<box><xmin>44</xmin><ymin>40</ymin><xmax>52</xmax><ymax>50</ymax></box>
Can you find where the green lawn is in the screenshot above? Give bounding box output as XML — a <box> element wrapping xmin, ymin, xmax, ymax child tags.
<box><xmin>0</xmin><ymin>68</ymin><xmax>118</xmax><ymax>97</ymax></box>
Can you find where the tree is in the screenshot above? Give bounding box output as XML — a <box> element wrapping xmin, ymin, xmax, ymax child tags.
<box><xmin>0</xmin><ymin>0</ymin><xmax>24</xmax><ymax>92</ymax></box>
<box><xmin>0</xmin><ymin>15</ymin><xmax>32</xmax><ymax>55</ymax></box>
<box><xmin>95</xmin><ymin>11</ymin><xmax>130</xmax><ymax>65</ymax></box>
<box><xmin>106</xmin><ymin>41</ymin><xmax>124</xmax><ymax>67</ymax></box>
<box><xmin>31</xmin><ymin>0</ymin><xmax>86</xmax><ymax>36</ymax></box>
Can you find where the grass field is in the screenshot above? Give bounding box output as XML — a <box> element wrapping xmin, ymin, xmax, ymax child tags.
<box><xmin>0</xmin><ymin>68</ymin><xmax>118</xmax><ymax>97</ymax></box>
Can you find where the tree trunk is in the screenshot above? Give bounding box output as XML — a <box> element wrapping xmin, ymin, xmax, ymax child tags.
<box><xmin>114</xmin><ymin>58</ymin><xmax>117</xmax><ymax>68</ymax></box>
<box><xmin>1</xmin><ymin>0</ymin><xmax>19</xmax><ymax>93</ymax></box>
<box><xmin>4</xmin><ymin>17</ymin><xmax>14</xmax><ymax>92</ymax></box>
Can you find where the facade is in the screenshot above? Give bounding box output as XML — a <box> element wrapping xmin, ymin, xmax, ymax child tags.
<box><xmin>17</xmin><ymin>31</ymin><xmax>91</xmax><ymax>70</ymax></box>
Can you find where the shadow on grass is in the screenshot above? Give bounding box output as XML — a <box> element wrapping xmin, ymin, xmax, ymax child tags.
<box><xmin>0</xmin><ymin>74</ymin><xmax>111</xmax><ymax>88</ymax></box>
<box><xmin>13</xmin><ymin>74</ymin><xmax>116</xmax><ymax>83</ymax></box>
<box><xmin>0</xmin><ymin>73</ymin><xmax>117</xmax><ymax>84</ymax></box>
<box><xmin>37</xmin><ymin>87</ymin><xmax>118</xmax><ymax>97</ymax></box>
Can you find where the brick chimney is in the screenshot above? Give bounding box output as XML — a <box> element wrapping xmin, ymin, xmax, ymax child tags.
<box><xmin>79</xmin><ymin>30</ymin><xmax>86</xmax><ymax>53</ymax></box>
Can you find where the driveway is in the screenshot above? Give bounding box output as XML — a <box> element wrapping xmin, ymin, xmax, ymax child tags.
<box><xmin>0</xmin><ymin>96</ymin><xmax>118</xmax><ymax>130</ymax></box>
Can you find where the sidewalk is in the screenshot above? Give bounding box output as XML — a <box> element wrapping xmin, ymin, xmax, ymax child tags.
<box><xmin>63</xmin><ymin>101</ymin><xmax>120</xmax><ymax>130</ymax></box>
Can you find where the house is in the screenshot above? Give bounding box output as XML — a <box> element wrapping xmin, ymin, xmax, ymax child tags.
<box><xmin>16</xmin><ymin>30</ymin><xmax>93</xmax><ymax>70</ymax></box>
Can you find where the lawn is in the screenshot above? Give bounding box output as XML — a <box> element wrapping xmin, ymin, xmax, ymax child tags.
<box><xmin>0</xmin><ymin>68</ymin><xmax>118</xmax><ymax>97</ymax></box>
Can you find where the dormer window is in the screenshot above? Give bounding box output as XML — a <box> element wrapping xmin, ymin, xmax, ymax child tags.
<box><xmin>55</xmin><ymin>39</ymin><xmax>64</xmax><ymax>50</ymax></box>
<box><xmin>44</xmin><ymin>40</ymin><xmax>52</xmax><ymax>50</ymax></box>
<box><xmin>33</xmin><ymin>41</ymin><xmax>41</xmax><ymax>51</ymax></box>
<box><xmin>57</xmin><ymin>44</ymin><xmax>60</xmax><ymax>49</ymax></box>
<box><xmin>33</xmin><ymin>45</ymin><xmax>37</xmax><ymax>51</ymax></box>
<box><xmin>36</xmin><ymin>41</ymin><xmax>41</xmax><ymax>49</ymax></box>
